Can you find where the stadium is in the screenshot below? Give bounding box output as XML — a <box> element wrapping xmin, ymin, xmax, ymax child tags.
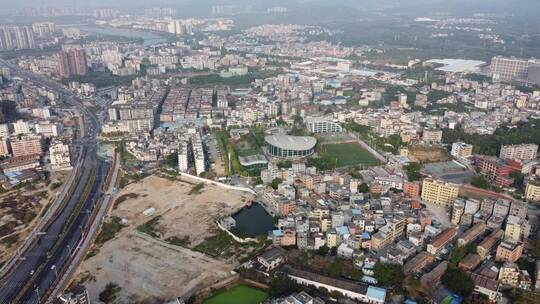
<box><xmin>265</xmin><ymin>135</ymin><xmax>317</xmax><ymax>159</ymax></box>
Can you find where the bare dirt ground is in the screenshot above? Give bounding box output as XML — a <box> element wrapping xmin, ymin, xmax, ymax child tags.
<box><xmin>112</xmin><ymin>175</ymin><xmax>250</xmax><ymax>246</ymax></box>
<box><xmin>0</xmin><ymin>176</ymin><xmax>64</xmax><ymax>265</ymax></box>
<box><xmin>73</xmin><ymin>175</ymin><xmax>253</xmax><ymax>303</ymax></box>
<box><xmin>425</xmin><ymin>203</ymin><xmax>452</xmax><ymax>228</ymax></box>
<box><xmin>409</xmin><ymin>145</ymin><xmax>449</xmax><ymax>163</ymax></box>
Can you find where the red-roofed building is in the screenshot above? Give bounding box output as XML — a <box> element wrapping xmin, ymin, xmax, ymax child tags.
<box><xmin>427</xmin><ymin>227</ymin><xmax>457</xmax><ymax>255</ymax></box>
<box><xmin>411</xmin><ymin>200</ymin><xmax>421</xmax><ymax>210</ymax></box>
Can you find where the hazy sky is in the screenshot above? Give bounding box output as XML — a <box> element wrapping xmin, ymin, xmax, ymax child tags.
<box><xmin>3</xmin><ymin>0</ymin><xmax>540</xmax><ymax>16</ymax></box>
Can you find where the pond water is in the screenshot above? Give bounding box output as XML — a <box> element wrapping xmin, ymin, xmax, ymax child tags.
<box><xmin>232</xmin><ymin>203</ymin><xmax>275</xmax><ymax>237</ymax></box>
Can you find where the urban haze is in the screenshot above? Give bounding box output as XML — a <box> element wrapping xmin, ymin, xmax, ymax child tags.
<box><xmin>0</xmin><ymin>1</ymin><xmax>539</xmax><ymax>304</ymax></box>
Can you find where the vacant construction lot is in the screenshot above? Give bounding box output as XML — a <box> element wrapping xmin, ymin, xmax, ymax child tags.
<box><xmin>0</xmin><ymin>177</ymin><xmax>62</xmax><ymax>266</ymax></box>
<box><xmin>74</xmin><ymin>175</ymin><xmax>253</xmax><ymax>302</ymax></box>
<box><xmin>409</xmin><ymin>145</ymin><xmax>450</xmax><ymax>163</ymax></box>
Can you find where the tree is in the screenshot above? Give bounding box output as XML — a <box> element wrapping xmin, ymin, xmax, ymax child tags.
<box><xmin>358</xmin><ymin>183</ymin><xmax>370</xmax><ymax>193</ymax></box>
<box><xmin>441</xmin><ymin>266</ymin><xmax>475</xmax><ymax>297</ymax></box>
<box><xmin>449</xmin><ymin>244</ymin><xmax>476</xmax><ymax>266</ymax></box>
<box><xmin>99</xmin><ymin>282</ymin><xmax>121</xmax><ymax>304</ymax></box>
<box><xmin>373</xmin><ymin>262</ymin><xmax>405</xmax><ymax>290</ymax></box>
<box><xmin>510</xmin><ymin>171</ymin><xmax>525</xmax><ymax>189</ymax></box>
<box><xmin>277</xmin><ymin>160</ymin><xmax>292</xmax><ymax>169</ymax></box>
<box><xmin>271</xmin><ymin>178</ymin><xmax>283</xmax><ymax>190</ymax></box>
<box><xmin>164</xmin><ymin>153</ymin><xmax>178</xmax><ymax>168</ymax></box>
<box><xmin>316</xmin><ymin>245</ymin><xmax>330</xmax><ymax>256</ymax></box>
<box><xmin>404</xmin><ymin>162</ymin><xmax>422</xmax><ymax>181</ymax></box>
<box><xmin>471</xmin><ymin>175</ymin><xmax>490</xmax><ymax>189</ymax></box>
<box><xmin>442</xmin><ymin>120</ymin><xmax>540</xmax><ymax>156</ymax></box>
<box><xmin>307</xmin><ymin>154</ymin><xmax>337</xmax><ymax>171</ymax></box>
<box><xmin>349</xmin><ymin>167</ymin><xmax>363</xmax><ymax>179</ymax></box>
<box><xmin>292</xmin><ymin>115</ymin><xmax>304</xmax><ymax>126</ymax></box>
<box><xmin>268</xmin><ymin>273</ymin><xmax>300</xmax><ymax>297</ymax></box>
<box><xmin>530</xmin><ymin>239</ymin><xmax>540</xmax><ymax>258</ymax></box>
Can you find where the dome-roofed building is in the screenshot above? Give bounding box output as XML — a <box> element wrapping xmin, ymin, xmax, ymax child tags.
<box><xmin>265</xmin><ymin>135</ymin><xmax>317</xmax><ymax>159</ymax></box>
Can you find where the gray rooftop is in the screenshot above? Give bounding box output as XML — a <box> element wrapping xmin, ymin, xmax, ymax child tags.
<box><xmin>265</xmin><ymin>135</ymin><xmax>317</xmax><ymax>151</ymax></box>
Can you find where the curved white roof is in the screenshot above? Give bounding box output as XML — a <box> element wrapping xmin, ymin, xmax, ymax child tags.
<box><xmin>265</xmin><ymin>135</ymin><xmax>317</xmax><ymax>151</ymax></box>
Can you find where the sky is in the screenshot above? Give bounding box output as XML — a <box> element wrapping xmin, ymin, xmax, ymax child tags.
<box><xmin>3</xmin><ymin>0</ymin><xmax>540</xmax><ymax>16</ymax></box>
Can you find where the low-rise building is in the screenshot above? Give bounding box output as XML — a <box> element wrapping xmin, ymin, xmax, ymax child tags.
<box><xmin>404</xmin><ymin>251</ymin><xmax>434</xmax><ymax>275</ymax></box>
<box><xmin>451</xmin><ymin>142</ymin><xmax>473</xmax><ymax>159</ymax></box>
<box><xmin>504</xmin><ymin>215</ymin><xmax>527</xmax><ymax>243</ymax></box>
<box><xmin>525</xmin><ymin>179</ymin><xmax>540</xmax><ymax>202</ymax></box>
<box><xmin>495</xmin><ymin>241</ymin><xmax>523</xmax><ymax>263</ymax></box>
<box><xmin>422</xmin><ymin>128</ymin><xmax>442</xmax><ymax>144</ymax></box>
<box><xmin>457</xmin><ymin>222</ymin><xmax>486</xmax><ymax>247</ymax></box>
<box><xmin>499</xmin><ymin>262</ymin><xmax>520</xmax><ymax>287</ymax></box>
<box><xmin>0</xmin><ymin>155</ymin><xmax>40</xmax><ymax>174</ymax></box>
<box><xmin>471</xmin><ymin>273</ymin><xmax>501</xmax><ymax>302</ymax></box>
<box><xmin>10</xmin><ymin>135</ymin><xmax>43</xmax><ymax>157</ymax></box>
<box><xmin>421</xmin><ymin>178</ymin><xmax>460</xmax><ymax>206</ymax></box>
<box><xmin>49</xmin><ymin>141</ymin><xmax>72</xmax><ymax>171</ymax></box>
<box><xmin>477</xmin><ymin>229</ymin><xmax>503</xmax><ymax>259</ymax></box>
<box><xmin>257</xmin><ymin>247</ymin><xmax>287</xmax><ymax>273</ymax></box>
<box><xmin>427</xmin><ymin>228</ymin><xmax>457</xmax><ymax>255</ymax></box>
<box><xmin>458</xmin><ymin>253</ymin><xmax>482</xmax><ymax>272</ymax></box>
<box><xmin>499</xmin><ymin>144</ymin><xmax>538</xmax><ymax>161</ymax></box>
<box><xmin>305</xmin><ymin>117</ymin><xmax>343</xmax><ymax>133</ymax></box>
<box><xmin>286</xmin><ymin>268</ymin><xmax>386</xmax><ymax>303</ymax></box>
<box><xmin>420</xmin><ymin>261</ymin><xmax>448</xmax><ymax>288</ymax></box>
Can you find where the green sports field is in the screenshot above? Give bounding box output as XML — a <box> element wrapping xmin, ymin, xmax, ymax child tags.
<box><xmin>321</xmin><ymin>142</ymin><xmax>381</xmax><ymax>167</ymax></box>
<box><xmin>204</xmin><ymin>285</ymin><xmax>268</xmax><ymax>304</ymax></box>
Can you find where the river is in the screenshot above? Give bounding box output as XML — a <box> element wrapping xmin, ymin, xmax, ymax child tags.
<box><xmin>79</xmin><ymin>25</ymin><xmax>168</xmax><ymax>47</ymax></box>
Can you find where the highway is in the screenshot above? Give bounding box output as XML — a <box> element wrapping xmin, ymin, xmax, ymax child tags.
<box><xmin>0</xmin><ymin>59</ymin><xmax>110</xmax><ymax>303</ymax></box>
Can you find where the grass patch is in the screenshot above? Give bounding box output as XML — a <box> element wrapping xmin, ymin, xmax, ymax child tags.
<box><xmin>136</xmin><ymin>216</ymin><xmax>162</xmax><ymax>238</ymax></box>
<box><xmin>194</xmin><ymin>230</ymin><xmax>236</xmax><ymax>257</ymax></box>
<box><xmin>188</xmin><ymin>183</ymin><xmax>205</xmax><ymax>195</ymax></box>
<box><xmin>165</xmin><ymin>236</ymin><xmax>191</xmax><ymax>247</ymax></box>
<box><xmin>204</xmin><ymin>285</ymin><xmax>268</xmax><ymax>304</ymax></box>
<box><xmin>95</xmin><ymin>216</ymin><xmax>124</xmax><ymax>245</ymax></box>
<box><xmin>320</xmin><ymin>143</ymin><xmax>380</xmax><ymax>167</ymax></box>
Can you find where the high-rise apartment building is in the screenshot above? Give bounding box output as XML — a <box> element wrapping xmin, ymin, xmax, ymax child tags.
<box><xmin>57</xmin><ymin>49</ymin><xmax>88</xmax><ymax>78</ymax></box>
<box><xmin>490</xmin><ymin>56</ymin><xmax>540</xmax><ymax>82</ymax></box>
<box><xmin>32</xmin><ymin>22</ymin><xmax>56</xmax><ymax>37</ymax></box>
<box><xmin>0</xmin><ymin>137</ymin><xmax>10</xmax><ymax>156</ymax></box>
<box><xmin>178</xmin><ymin>141</ymin><xmax>189</xmax><ymax>172</ymax></box>
<box><xmin>0</xmin><ymin>26</ymin><xmax>35</xmax><ymax>50</ymax></box>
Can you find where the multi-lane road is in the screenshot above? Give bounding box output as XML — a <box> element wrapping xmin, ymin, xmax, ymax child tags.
<box><xmin>0</xmin><ymin>60</ymin><xmax>110</xmax><ymax>303</ymax></box>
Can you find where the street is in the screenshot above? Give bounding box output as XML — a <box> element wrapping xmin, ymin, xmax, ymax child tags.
<box><xmin>0</xmin><ymin>59</ymin><xmax>109</xmax><ymax>303</ymax></box>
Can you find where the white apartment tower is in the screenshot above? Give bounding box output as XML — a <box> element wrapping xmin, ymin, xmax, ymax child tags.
<box><xmin>178</xmin><ymin>141</ymin><xmax>189</xmax><ymax>173</ymax></box>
